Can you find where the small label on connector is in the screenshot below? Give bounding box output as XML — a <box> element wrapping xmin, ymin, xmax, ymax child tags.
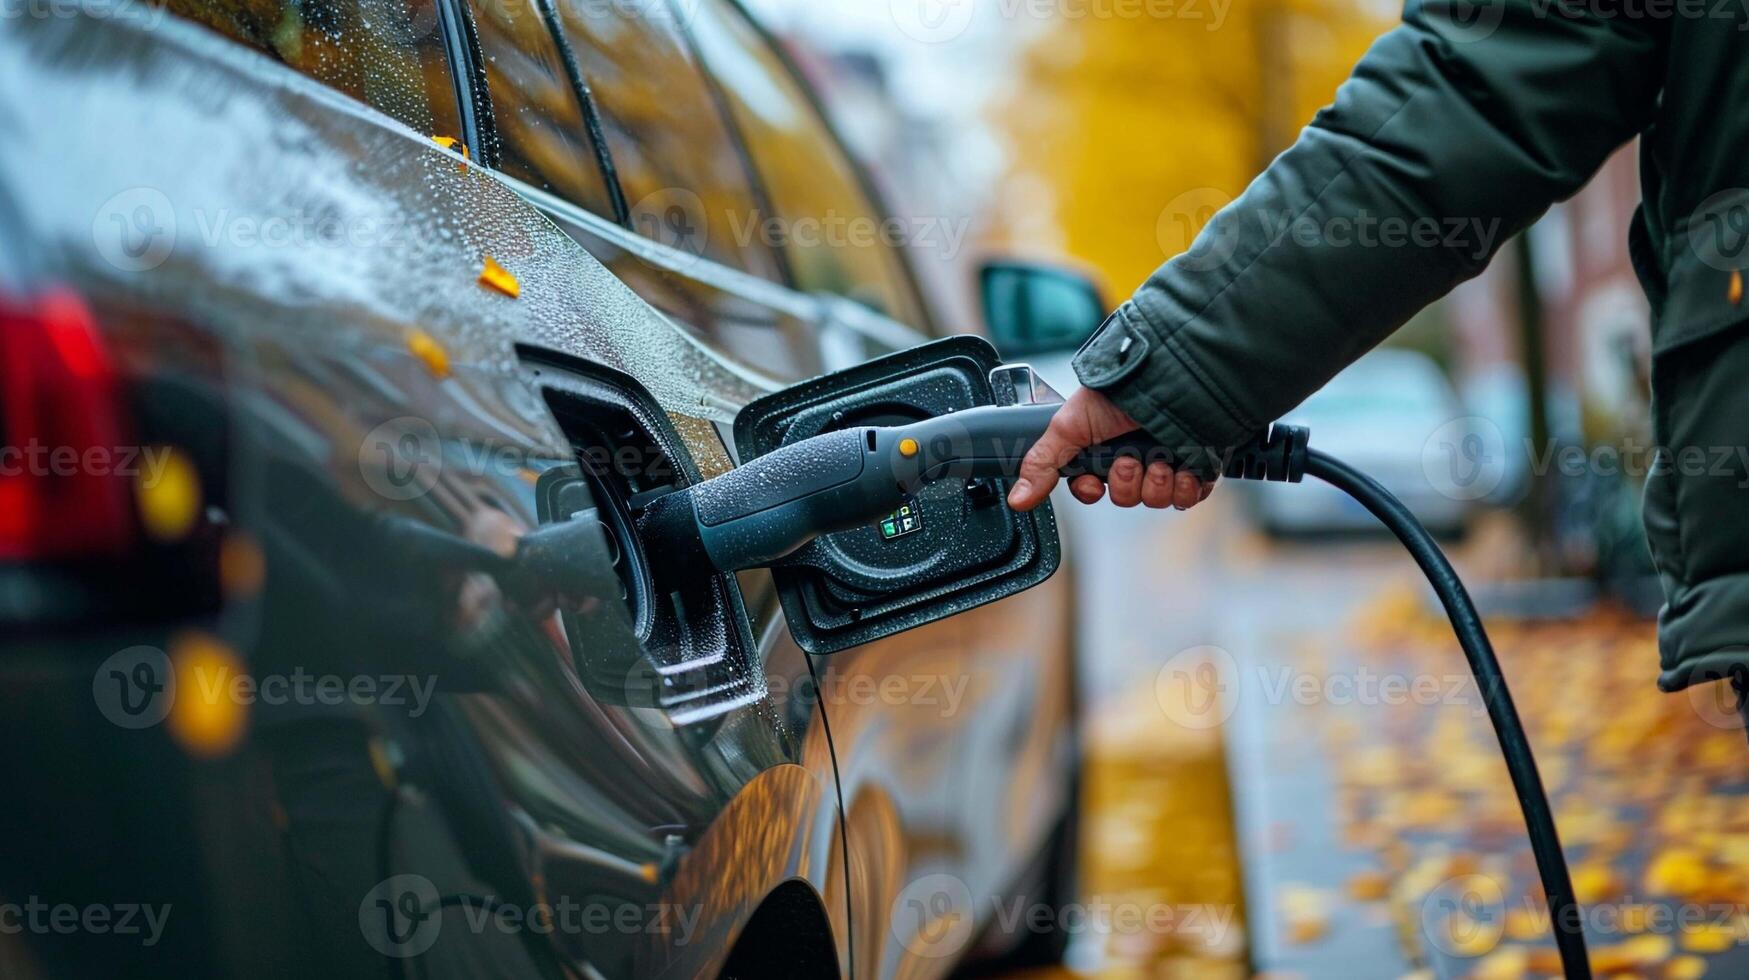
<box><xmin>879</xmin><ymin>498</ymin><xmax>922</xmax><ymax>541</ymax></box>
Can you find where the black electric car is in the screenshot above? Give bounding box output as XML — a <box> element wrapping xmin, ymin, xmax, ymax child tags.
<box><xmin>0</xmin><ymin>1</ymin><xmax>1106</xmax><ymax>977</ymax></box>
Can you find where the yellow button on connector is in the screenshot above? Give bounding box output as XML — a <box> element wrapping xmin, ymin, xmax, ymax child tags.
<box><xmin>898</xmin><ymin>437</ymin><xmax>919</xmax><ymax>458</ymax></box>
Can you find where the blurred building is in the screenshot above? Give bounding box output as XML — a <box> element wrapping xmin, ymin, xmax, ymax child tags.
<box><xmin>1448</xmin><ymin>150</ymin><xmax>1650</xmax><ymax>447</ymax></box>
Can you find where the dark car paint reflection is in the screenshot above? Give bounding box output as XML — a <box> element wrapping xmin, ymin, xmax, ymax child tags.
<box><xmin>0</xmin><ymin>8</ymin><xmax>1076</xmax><ymax>980</ymax></box>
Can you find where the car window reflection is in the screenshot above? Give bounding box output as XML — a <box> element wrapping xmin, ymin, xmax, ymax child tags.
<box><xmin>688</xmin><ymin>0</ymin><xmax>929</xmax><ymax>331</ymax></box>
<box><xmin>468</xmin><ymin>0</ymin><xmax>616</xmax><ymax>217</ymax></box>
<box><xmin>155</xmin><ymin>0</ymin><xmax>463</xmax><ymax>139</ymax></box>
<box><xmin>553</xmin><ymin>0</ymin><xmax>785</xmax><ymax>283</ymax></box>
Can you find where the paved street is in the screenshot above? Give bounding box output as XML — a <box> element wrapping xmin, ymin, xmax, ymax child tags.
<box><xmin>1005</xmin><ymin>491</ymin><xmax>1747</xmax><ymax>979</ymax></box>
<box><xmin>1056</xmin><ymin>490</ymin><xmax>1408</xmax><ymax>978</ymax></box>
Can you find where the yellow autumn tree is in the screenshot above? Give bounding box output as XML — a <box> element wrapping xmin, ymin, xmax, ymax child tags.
<box><xmin>984</xmin><ymin>0</ymin><xmax>1396</xmax><ymax>296</ymax></box>
<box><xmin>978</xmin><ymin>5</ymin><xmax>1398</xmax><ymax>973</ymax></box>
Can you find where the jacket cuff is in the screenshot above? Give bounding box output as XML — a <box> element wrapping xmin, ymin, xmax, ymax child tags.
<box><xmin>1071</xmin><ymin>303</ymin><xmax>1256</xmax><ymax>481</ymax></box>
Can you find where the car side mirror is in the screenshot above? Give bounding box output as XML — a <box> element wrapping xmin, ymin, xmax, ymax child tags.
<box><xmin>979</xmin><ymin>261</ymin><xmax>1107</xmax><ymax>357</ymax></box>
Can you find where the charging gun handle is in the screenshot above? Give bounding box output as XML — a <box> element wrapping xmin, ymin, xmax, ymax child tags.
<box><xmin>1061</xmin><ymin>422</ymin><xmax>1310</xmax><ymax>485</ymax></box>
<box><xmin>1059</xmin><ymin>431</ymin><xmax>1184</xmax><ymax>481</ymax></box>
<box><xmin>893</xmin><ymin>405</ymin><xmax>1305</xmax><ymax>485</ymax></box>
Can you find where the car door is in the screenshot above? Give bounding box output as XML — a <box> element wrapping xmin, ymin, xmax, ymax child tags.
<box><xmin>676</xmin><ymin>8</ymin><xmax>1079</xmax><ymax>976</ymax></box>
<box><xmin>319</xmin><ymin>1</ymin><xmax>865</xmax><ymax>975</ymax></box>
<box><xmin>6</xmin><ymin>3</ymin><xmax>1073</xmax><ymax>979</ymax></box>
<box><xmin>490</xmin><ymin>3</ymin><xmax>972</xmax><ymax>974</ymax></box>
<box><xmin>520</xmin><ymin>2</ymin><xmax>1080</xmax><ymax>977</ymax></box>
<box><xmin>3</xmin><ymin>3</ymin><xmax>852</xmax><ymax>979</ymax></box>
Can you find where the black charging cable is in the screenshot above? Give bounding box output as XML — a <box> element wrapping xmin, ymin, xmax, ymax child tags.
<box><xmin>1211</xmin><ymin>424</ymin><xmax>1588</xmax><ymax>978</ymax></box>
<box><xmin>562</xmin><ymin>396</ymin><xmax>1590</xmax><ymax>975</ymax></box>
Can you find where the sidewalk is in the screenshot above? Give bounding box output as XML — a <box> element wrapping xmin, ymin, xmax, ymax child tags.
<box><xmin>1310</xmin><ymin>586</ymin><xmax>1748</xmax><ymax>979</ymax></box>
<box><xmin>1005</xmin><ymin>505</ymin><xmax>1749</xmax><ymax>979</ymax></box>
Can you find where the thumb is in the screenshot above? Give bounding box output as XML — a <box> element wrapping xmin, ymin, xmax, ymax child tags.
<box><xmin>1008</xmin><ymin>398</ymin><xmax>1098</xmax><ymax>511</ymax></box>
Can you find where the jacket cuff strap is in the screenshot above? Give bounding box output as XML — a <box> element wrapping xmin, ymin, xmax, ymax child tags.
<box><xmin>1070</xmin><ymin>303</ymin><xmax>1251</xmax><ymax>481</ymax></box>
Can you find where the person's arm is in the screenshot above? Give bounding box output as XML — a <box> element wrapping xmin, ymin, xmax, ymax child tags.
<box><xmin>1011</xmin><ymin>0</ymin><xmax>1667</xmax><ymax>511</ymax></box>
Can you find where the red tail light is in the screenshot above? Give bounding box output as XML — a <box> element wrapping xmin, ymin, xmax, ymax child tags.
<box><xmin>0</xmin><ymin>290</ymin><xmax>136</xmax><ymax>559</ymax></box>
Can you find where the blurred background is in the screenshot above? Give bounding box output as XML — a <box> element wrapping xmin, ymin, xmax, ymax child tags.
<box><xmin>741</xmin><ymin>1</ymin><xmax>1742</xmax><ymax>977</ymax></box>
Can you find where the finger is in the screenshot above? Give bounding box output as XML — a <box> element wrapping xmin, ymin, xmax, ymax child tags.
<box><xmin>1199</xmin><ymin>481</ymin><xmax>1215</xmax><ymax>502</ymax></box>
<box><xmin>1172</xmin><ymin>472</ymin><xmax>1202</xmax><ymax>510</ymax></box>
<box><xmin>1009</xmin><ymin>408</ymin><xmax>1094</xmax><ymax>511</ymax></box>
<box><xmin>1070</xmin><ymin>475</ymin><xmax>1106</xmax><ymax>504</ymax></box>
<box><xmin>1141</xmin><ymin>461</ymin><xmax>1176</xmax><ymax>509</ymax></box>
<box><xmin>1108</xmin><ymin>456</ymin><xmax>1144</xmax><ymax>508</ymax></box>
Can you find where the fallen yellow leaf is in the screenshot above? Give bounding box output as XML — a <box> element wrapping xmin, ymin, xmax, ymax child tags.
<box><xmin>1665</xmin><ymin>953</ymin><xmax>1708</xmax><ymax>979</ymax></box>
<box><xmin>479</xmin><ymin>255</ymin><xmax>520</xmax><ymax>299</ymax></box>
<box><xmin>1679</xmin><ymin>921</ymin><xmax>1738</xmax><ymax>954</ymax></box>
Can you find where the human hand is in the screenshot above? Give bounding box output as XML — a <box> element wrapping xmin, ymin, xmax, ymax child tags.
<box><xmin>1005</xmin><ymin>387</ymin><xmax>1212</xmax><ymax>511</ymax></box>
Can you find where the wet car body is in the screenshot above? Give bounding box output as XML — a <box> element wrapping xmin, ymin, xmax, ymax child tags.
<box><xmin>0</xmin><ymin>6</ymin><xmax>1076</xmax><ymax>980</ymax></box>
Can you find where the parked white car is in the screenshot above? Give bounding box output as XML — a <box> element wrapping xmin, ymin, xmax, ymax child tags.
<box><xmin>1244</xmin><ymin>349</ymin><xmax>1474</xmax><ymax>537</ymax></box>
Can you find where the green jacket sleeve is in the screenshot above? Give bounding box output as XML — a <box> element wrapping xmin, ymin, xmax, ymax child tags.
<box><xmin>1074</xmin><ymin>0</ymin><xmax>1667</xmax><ymax>479</ymax></box>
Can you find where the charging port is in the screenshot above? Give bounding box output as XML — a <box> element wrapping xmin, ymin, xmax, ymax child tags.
<box><xmin>523</xmin><ymin>355</ymin><xmax>759</xmax><ymax>720</ymax></box>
